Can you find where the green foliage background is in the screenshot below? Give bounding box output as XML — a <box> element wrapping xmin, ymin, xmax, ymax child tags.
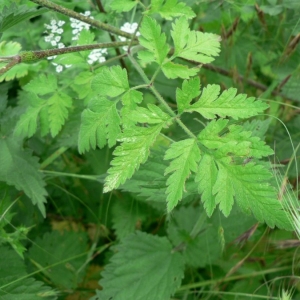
<box><xmin>0</xmin><ymin>0</ymin><xmax>299</xmax><ymax>299</ymax></box>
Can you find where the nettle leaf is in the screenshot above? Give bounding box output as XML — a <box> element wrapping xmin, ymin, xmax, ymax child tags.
<box><xmin>14</xmin><ymin>92</ymin><xmax>46</xmax><ymax>138</ymax></box>
<box><xmin>24</xmin><ymin>73</ymin><xmax>57</xmax><ymax>96</ymax></box>
<box><xmin>48</xmin><ymin>92</ymin><xmax>72</xmax><ymax>137</ymax></box>
<box><xmin>93</xmin><ymin>231</ymin><xmax>184</xmax><ymax>300</ymax></box>
<box><xmin>138</xmin><ymin>16</ymin><xmax>169</xmax><ymax>65</ymax></box>
<box><xmin>161</xmin><ymin>61</ymin><xmax>198</xmax><ymax>79</ymax></box>
<box><xmin>78</xmin><ymin>97</ymin><xmax>121</xmax><ymax>153</ymax></box>
<box><xmin>195</xmin><ymin>154</ymin><xmax>218</xmax><ymax>217</ymax></box>
<box><xmin>164</xmin><ymin>139</ymin><xmax>201</xmax><ymax>211</ymax></box>
<box><xmin>91</xmin><ymin>66</ymin><xmax>129</xmax><ymax>97</ymax></box>
<box><xmin>149</xmin><ymin>0</ymin><xmax>196</xmax><ymax>20</ymax></box>
<box><xmin>198</xmin><ymin>119</ymin><xmax>274</xmax><ymax>159</ymax></box>
<box><xmin>176</xmin><ymin>76</ymin><xmax>201</xmax><ymax>113</ymax></box>
<box><xmin>0</xmin><ymin>246</ymin><xmax>57</xmax><ymax>300</ymax></box>
<box><xmin>0</xmin><ymin>3</ymin><xmax>48</xmax><ymax>34</ymax></box>
<box><xmin>187</xmin><ymin>84</ymin><xmax>268</xmax><ymax>120</ymax></box>
<box><xmin>110</xmin><ymin>0</ymin><xmax>138</xmax><ymax>12</ymax></box>
<box><xmin>104</xmin><ymin>124</ymin><xmax>164</xmax><ymax>192</ymax></box>
<box><xmin>0</xmin><ymin>137</ymin><xmax>47</xmax><ymax>216</ymax></box>
<box><xmin>128</xmin><ymin>103</ymin><xmax>171</xmax><ymax>124</ymax></box>
<box><xmin>28</xmin><ymin>231</ymin><xmax>88</xmax><ymax>290</ymax></box>
<box><xmin>171</xmin><ymin>17</ymin><xmax>221</xmax><ymax>63</ymax></box>
<box><xmin>167</xmin><ymin>206</ymin><xmax>222</xmax><ymax>268</ymax></box>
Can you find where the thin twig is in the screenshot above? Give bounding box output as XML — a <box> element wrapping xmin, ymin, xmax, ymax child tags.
<box><xmin>29</xmin><ymin>0</ymin><xmax>134</xmax><ymax>39</ymax></box>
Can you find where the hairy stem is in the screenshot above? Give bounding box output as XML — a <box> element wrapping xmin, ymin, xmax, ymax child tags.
<box><xmin>128</xmin><ymin>54</ymin><xmax>197</xmax><ymax>139</ymax></box>
<box><xmin>29</xmin><ymin>0</ymin><xmax>134</xmax><ymax>39</ymax></box>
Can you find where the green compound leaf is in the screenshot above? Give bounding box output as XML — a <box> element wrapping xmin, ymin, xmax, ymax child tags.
<box><xmin>78</xmin><ymin>97</ymin><xmax>121</xmax><ymax>153</ymax></box>
<box><xmin>138</xmin><ymin>16</ymin><xmax>169</xmax><ymax>65</ymax></box>
<box><xmin>0</xmin><ymin>137</ymin><xmax>47</xmax><ymax>217</ymax></box>
<box><xmin>91</xmin><ymin>66</ymin><xmax>129</xmax><ymax>97</ymax></box>
<box><xmin>23</xmin><ymin>73</ymin><xmax>57</xmax><ymax>96</ymax></box>
<box><xmin>104</xmin><ymin>124</ymin><xmax>164</xmax><ymax>192</ymax></box>
<box><xmin>195</xmin><ymin>154</ymin><xmax>218</xmax><ymax>217</ymax></box>
<box><xmin>198</xmin><ymin>119</ymin><xmax>274</xmax><ymax>159</ymax></box>
<box><xmin>48</xmin><ymin>92</ymin><xmax>72</xmax><ymax>137</ymax></box>
<box><xmin>161</xmin><ymin>61</ymin><xmax>198</xmax><ymax>79</ymax></box>
<box><xmin>164</xmin><ymin>139</ymin><xmax>201</xmax><ymax>212</ymax></box>
<box><xmin>110</xmin><ymin>0</ymin><xmax>138</xmax><ymax>12</ymax></box>
<box><xmin>0</xmin><ymin>246</ymin><xmax>57</xmax><ymax>300</ymax></box>
<box><xmin>171</xmin><ymin>17</ymin><xmax>221</xmax><ymax>63</ymax></box>
<box><xmin>187</xmin><ymin>84</ymin><xmax>268</xmax><ymax>120</ymax></box>
<box><xmin>176</xmin><ymin>77</ymin><xmax>201</xmax><ymax>113</ymax></box>
<box><xmin>14</xmin><ymin>92</ymin><xmax>46</xmax><ymax>138</ymax></box>
<box><xmin>27</xmin><ymin>231</ymin><xmax>88</xmax><ymax>290</ymax></box>
<box><xmin>149</xmin><ymin>0</ymin><xmax>196</xmax><ymax>20</ymax></box>
<box><xmin>128</xmin><ymin>103</ymin><xmax>171</xmax><ymax>124</ymax></box>
<box><xmin>93</xmin><ymin>231</ymin><xmax>184</xmax><ymax>300</ymax></box>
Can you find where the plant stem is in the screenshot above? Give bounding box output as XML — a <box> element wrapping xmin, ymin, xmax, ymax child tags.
<box><xmin>29</xmin><ymin>0</ymin><xmax>134</xmax><ymax>39</ymax></box>
<box><xmin>40</xmin><ymin>146</ymin><xmax>68</xmax><ymax>169</ymax></box>
<box><xmin>128</xmin><ymin>54</ymin><xmax>197</xmax><ymax>139</ymax></box>
<box><xmin>0</xmin><ymin>41</ymin><xmax>138</xmax><ymax>75</ymax></box>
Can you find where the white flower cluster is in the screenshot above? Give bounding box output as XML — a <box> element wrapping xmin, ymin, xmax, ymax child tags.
<box><xmin>118</xmin><ymin>22</ymin><xmax>140</xmax><ymax>51</ymax></box>
<box><xmin>70</xmin><ymin>11</ymin><xmax>93</xmax><ymax>41</ymax></box>
<box><xmin>44</xmin><ymin>19</ymin><xmax>70</xmax><ymax>72</ymax></box>
<box><xmin>87</xmin><ymin>49</ymin><xmax>108</xmax><ymax>65</ymax></box>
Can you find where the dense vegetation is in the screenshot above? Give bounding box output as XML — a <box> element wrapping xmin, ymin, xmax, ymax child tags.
<box><xmin>0</xmin><ymin>0</ymin><xmax>299</xmax><ymax>299</ymax></box>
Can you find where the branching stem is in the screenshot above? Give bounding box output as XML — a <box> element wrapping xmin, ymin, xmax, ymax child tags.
<box><xmin>128</xmin><ymin>54</ymin><xmax>197</xmax><ymax>139</ymax></box>
<box><xmin>29</xmin><ymin>0</ymin><xmax>134</xmax><ymax>39</ymax></box>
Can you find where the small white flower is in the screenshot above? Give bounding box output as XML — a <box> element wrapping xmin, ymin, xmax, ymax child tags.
<box><xmin>56</xmin><ymin>65</ymin><xmax>63</xmax><ymax>73</ymax></box>
<box><xmin>58</xmin><ymin>43</ymin><xmax>65</xmax><ymax>49</ymax></box>
<box><xmin>50</xmin><ymin>19</ymin><xmax>57</xmax><ymax>26</ymax></box>
<box><xmin>55</xmin><ymin>36</ymin><xmax>61</xmax><ymax>42</ymax></box>
<box><xmin>51</xmin><ymin>40</ymin><xmax>57</xmax><ymax>46</ymax></box>
<box><xmin>58</xmin><ymin>20</ymin><xmax>65</xmax><ymax>26</ymax></box>
<box><xmin>57</xmin><ymin>28</ymin><xmax>63</xmax><ymax>34</ymax></box>
<box><xmin>118</xmin><ymin>22</ymin><xmax>140</xmax><ymax>50</ymax></box>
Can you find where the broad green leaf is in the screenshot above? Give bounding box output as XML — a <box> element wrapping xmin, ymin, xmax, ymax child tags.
<box><xmin>164</xmin><ymin>139</ymin><xmax>201</xmax><ymax>211</ymax></box>
<box><xmin>161</xmin><ymin>61</ymin><xmax>198</xmax><ymax>79</ymax></box>
<box><xmin>24</xmin><ymin>73</ymin><xmax>57</xmax><ymax>96</ymax></box>
<box><xmin>27</xmin><ymin>231</ymin><xmax>88</xmax><ymax>290</ymax></box>
<box><xmin>167</xmin><ymin>206</ymin><xmax>222</xmax><ymax>268</ymax></box>
<box><xmin>93</xmin><ymin>231</ymin><xmax>184</xmax><ymax>300</ymax></box>
<box><xmin>112</xmin><ymin>199</ymin><xmax>148</xmax><ymax>239</ymax></box>
<box><xmin>0</xmin><ymin>246</ymin><xmax>57</xmax><ymax>300</ymax></box>
<box><xmin>0</xmin><ymin>4</ymin><xmax>48</xmax><ymax>34</ymax></box>
<box><xmin>110</xmin><ymin>0</ymin><xmax>138</xmax><ymax>12</ymax></box>
<box><xmin>186</xmin><ymin>84</ymin><xmax>269</xmax><ymax>120</ymax></box>
<box><xmin>14</xmin><ymin>92</ymin><xmax>45</xmax><ymax>138</ymax></box>
<box><xmin>0</xmin><ymin>137</ymin><xmax>47</xmax><ymax>216</ymax></box>
<box><xmin>104</xmin><ymin>124</ymin><xmax>164</xmax><ymax>192</ymax></box>
<box><xmin>149</xmin><ymin>0</ymin><xmax>196</xmax><ymax>20</ymax></box>
<box><xmin>91</xmin><ymin>66</ymin><xmax>129</xmax><ymax>97</ymax></box>
<box><xmin>128</xmin><ymin>103</ymin><xmax>171</xmax><ymax>124</ymax></box>
<box><xmin>138</xmin><ymin>16</ymin><xmax>169</xmax><ymax>65</ymax></box>
<box><xmin>195</xmin><ymin>154</ymin><xmax>218</xmax><ymax>216</ymax></box>
<box><xmin>78</xmin><ymin>97</ymin><xmax>121</xmax><ymax>153</ymax></box>
<box><xmin>48</xmin><ymin>92</ymin><xmax>72</xmax><ymax>137</ymax></box>
<box><xmin>198</xmin><ymin>119</ymin><xmax>274</xmax><ymax>159</ymax></box>
<box><xmin>171</xmin><ymin>17</ymin><xmax>221</xmax><ymax>63</ymax></box>
<box><xmin>176</xmin><ymin>77</ymin><xmax>201</xmax><ymax>113</ymax></box>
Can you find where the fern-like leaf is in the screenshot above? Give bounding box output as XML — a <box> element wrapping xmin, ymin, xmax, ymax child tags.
<box><xmin>23</xmin><ymin>73</ymin><xmax>57</xmax><ymax>96</ymax></box>
<box><xmin>186</xmin><ymin>84</ymin><xmax>268</xmax><ymax>120</ymax></box>
<box><xmin>148</xmin><ymin>0</ymin><xmax>196</xmax><ymax>20</ymax></box>
<box><xmin>78</xmin><ymin>97</ymin><xmax>121</xmax><ymax>153</ymax></box>
<box><xmin>110</xmin><ymin>0</ymin><xmax>138</xmax><ymax>12</ymax></box>
<box><xmin>48</xmin><ymin>92</ymin><xmax>72</xmax><ymax>137</ymax></box>
<box><xmin>171</xmin><ymin>17</ymin><xmax>221</xmax><ymax>63</ymax></box>
<box><xmin>91</xmin><ymin>66</ymin><xmax>129</xmax><ymax>97</ymax></box>
<box><xmin>138</xmin><ymin>16</ymin><xmax>169</xmax><ymax>65</ymax></box>
<box><xmin>161</xmin><ymin>61</ymin><xmax>198</xmax><ymax>79</ymax></box>
<box><xmin>198</xmin><ymin>119</ymin><xmax>274</xmax><ymax>159</ymax></box>
<box><xmin>104</xmin><ymin>124</ymin><xmax>164</xmax><ymax>192</ymax></box>
<box><xmin>164</xmin><ymin>139</ymin><xmax>201</xmax><ymax>211</ymax></box>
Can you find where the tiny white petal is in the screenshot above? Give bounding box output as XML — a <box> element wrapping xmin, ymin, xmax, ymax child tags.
<box><xmin>56</xmin><ymin>65</ymin><xmax>63</xmax><ymax>73</ymax></box>
<box><xmin>51</xmin><ymin>40</ymin><xmax>57</xmax><ymax>46</ymax></box>
<box><xmin>50</xmin><ymin>19</ymin><xmax>57</xmax><ymax>25</ymax></box>
<box><xmin>57</xmin><ymin>28</ymin><xmax>63</xmax><ymax>34</ymax></box>
<box><xmin>65</xmin><ymin>64</ymin><xmax>72</xmax><ymax>68</ymax></box>
<box><xmin>58</xmin><ymin>43</ymin><xmax>65</xmax><ymax>48</ymax></box>
<box><xmin>55</xmin><ymin>36</ymin><xmax>61</xmax><ymax>42</ymax></box>
<box><xmin>58</xmin><ymin>20</ymin><xmax>65</xmax><ymax>26</ymax></box>
<box><xmin>99</xmin><ymin>57</ymin><xmax>106</xmax><ymax>63</ymax></box>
